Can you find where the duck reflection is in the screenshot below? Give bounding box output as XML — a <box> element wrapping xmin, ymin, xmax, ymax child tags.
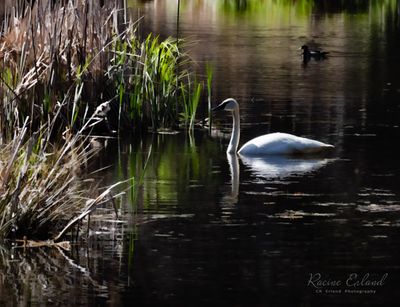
<box><xmin>224</xmin><ymin>153</ymin><xmax>333</xmax><ymax>204</ymax></box>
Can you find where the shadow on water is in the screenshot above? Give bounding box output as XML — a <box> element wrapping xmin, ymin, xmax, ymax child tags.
<box><xmin>2</xmin><ymin>0</ymin><xmax>400</xmax><ymax>305</ymax></box>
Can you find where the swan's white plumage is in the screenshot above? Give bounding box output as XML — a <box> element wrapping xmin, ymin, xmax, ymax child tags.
<box><xmin>213</xmin><ymin>98</ymin><xmax>334</xmax><ymax>156</ymax></box>
<box><xmin>238</xmin><ymin>132</ymin><xmax>334</xmax><ymax>155</ymax></box>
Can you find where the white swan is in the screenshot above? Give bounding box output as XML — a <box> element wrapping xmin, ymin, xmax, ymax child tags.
<box><xmin>213</xmin><ymin>98</ymin><xmax>334</xmax><ymax>155</ymax></box>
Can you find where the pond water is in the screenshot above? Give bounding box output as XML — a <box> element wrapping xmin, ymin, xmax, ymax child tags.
<box><xmin>2</xmin><ymin>0</ymin><xmax>400</xmax><ymax>305</ymax></box>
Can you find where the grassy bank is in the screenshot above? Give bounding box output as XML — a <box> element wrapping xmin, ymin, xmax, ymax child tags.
<box><xmin>0</xmin><ymin>107</ymin><xmax>113</xmax><ymax>239</ymax></box>
<box><xmin>0</xmin><ymin>0</ymin><xmax>208</xmax><ymax>240</ymax></box>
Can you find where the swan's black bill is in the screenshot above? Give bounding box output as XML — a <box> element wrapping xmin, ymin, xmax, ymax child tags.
<box><xmin>212</xmin><ymin>101</ymin><xmax>229</xmax><ymax>112</ymax></box>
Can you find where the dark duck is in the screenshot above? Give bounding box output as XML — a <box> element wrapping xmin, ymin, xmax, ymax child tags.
<box><xmin>300</xmin><ymin>45</ymin><xmax>329</xmax><ymax>61</ymax></box>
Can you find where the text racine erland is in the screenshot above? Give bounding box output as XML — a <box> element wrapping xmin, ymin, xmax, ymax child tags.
<box><xmin>307</xmin><ymin>272</ymin><xmax>388</xmax><ymax>295</ymax></box>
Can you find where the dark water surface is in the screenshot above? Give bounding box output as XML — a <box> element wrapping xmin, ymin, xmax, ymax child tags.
<box><xmin>2</xmin><ymin>0</ymin><xmax>400</xmax><ymax>306</ymax></box>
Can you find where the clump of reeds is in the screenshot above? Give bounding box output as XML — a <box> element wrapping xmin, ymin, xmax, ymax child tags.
<box><xmin>1</xmin><ymin>0</ymin><xmax>125</xmax><ymax>135</ymax></box>
<box><xmin>0</xmin><ymin>97</ymin><xmax>120</xmax><ymax>239</ymax></box>
<box><xmin>0</xmin><ymin>0</ymin><xmax>204</xmax><ymax>136</ymax></box>
<box><xmin>108</xmin><ymin>33</ymin><xmax>198</xmax><ymax>132</ymax></box>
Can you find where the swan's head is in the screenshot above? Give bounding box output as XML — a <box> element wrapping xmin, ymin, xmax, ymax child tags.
<box><xmin>212</xmin><ymin>98</ymin><xmax>239</xmax><ymax>112</ymax></box>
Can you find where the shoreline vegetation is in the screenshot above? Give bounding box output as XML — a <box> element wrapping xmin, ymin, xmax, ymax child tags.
<box><xmin>0</xmin><ymin>0</ymin><xmax>209</xmax><ymax>241</ymax></box>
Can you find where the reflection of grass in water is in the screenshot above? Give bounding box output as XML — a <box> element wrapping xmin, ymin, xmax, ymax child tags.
<box><xmin>113</xmin><ymin>133</ymin><xmax>222</xmax><ymax>270</ymax></box>
<box><xmin>112</xmin><ymin>133</ymin><xmax>221</xmax><ymax>211</ymax></box>
<box><xmin>112</xmin><ymin>133</ymin><xmax>222</xmax><ymax>266</ymax></box>
<box><xmin>0</xmin><ymin>240</ymin><xmax>122</xmax><ymax>304</ymax></box>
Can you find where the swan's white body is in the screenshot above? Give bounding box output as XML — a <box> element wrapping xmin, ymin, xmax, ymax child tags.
<box><xmin>213</xmin><ymin>98</ymin><xmax>334</xmax><ymax>155</ymax></box>
<box><xmin>238</xmin><ymin>132</ymin><xmax>332</xmax><ymax>155</ymax></box>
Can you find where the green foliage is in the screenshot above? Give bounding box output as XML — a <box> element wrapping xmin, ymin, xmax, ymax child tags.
<box><xmin>189</xmin><ymin>82</ymin><xmax>202</xmax><ymax>131</ymax></box>
<box><xmin>0</xmin><ymin>1</ymin><xmax>206</xmax><ymax>137</ymax></box>
<box><xmin>108</xmin><ymin>33</ymin><xmax>205</xmax><ymax>132</ymax></box>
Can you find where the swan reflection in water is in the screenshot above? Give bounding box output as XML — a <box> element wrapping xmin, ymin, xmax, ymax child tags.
<box><xmin>223</xmin><ymin>153</ymin><xmax>333</xmax><ymax>204</ymax></box>
<box><xmin>239</xmin><ymin>155</ymin><xmax>332</xmax><ymax>180</ymax></box>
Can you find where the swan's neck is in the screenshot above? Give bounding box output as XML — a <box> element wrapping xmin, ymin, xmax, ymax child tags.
<box><xmin>227</xmin><ymin>108</ymin><xmax>240</xmax><ymax>154</ymax></box>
